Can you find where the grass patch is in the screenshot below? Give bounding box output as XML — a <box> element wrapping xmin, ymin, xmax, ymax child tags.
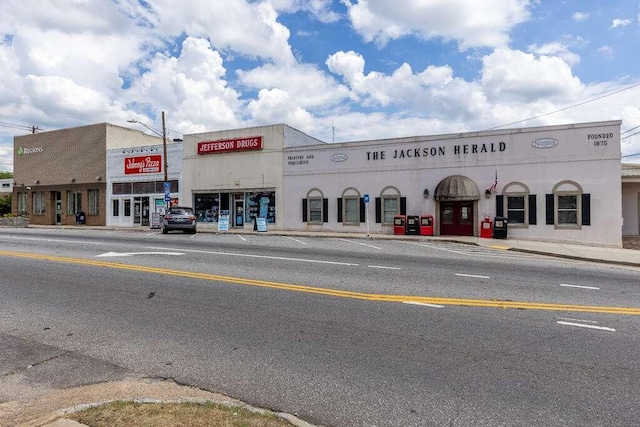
<box><xmin>66</xmin><ymin>400</ymin><xmax>295</xmax><ymax>427</ymax></box>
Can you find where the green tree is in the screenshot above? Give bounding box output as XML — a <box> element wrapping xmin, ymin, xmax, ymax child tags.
<box><xmin>0</xmin><ymin>171</ymin><xmax>12</xmax><ymax>179</ymax></box>
<box><xmin>0</xmin><ymin>194</ymin><xmax>11</xmax><ymax>216</ymax></box>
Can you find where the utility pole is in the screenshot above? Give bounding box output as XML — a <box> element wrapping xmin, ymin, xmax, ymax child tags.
<box><xmin>162</xmin><ymin>111</ymin><xmax>168</xmax><ymax>183</ymax></box>
<box><xmin>162</xmin><ymin>111</ymin><xmax>169</xmax><ymax>213</ymax></box>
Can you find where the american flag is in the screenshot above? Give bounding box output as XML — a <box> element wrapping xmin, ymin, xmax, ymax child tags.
<box><xmin>487</xmin><ymin>170</ymin><xmax>498</xmax><ymax>193</ymax></box>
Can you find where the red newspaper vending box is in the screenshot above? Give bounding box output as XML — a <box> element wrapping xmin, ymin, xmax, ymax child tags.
<box><xmin>394</xmin><ymin>215</ymin><xmax>406</xmax><ymax>235</ymax></box>
<box><xmin>480</xmin><ymin>215</ymin><xmax>493</xmax><ymax>238</ymax></box>
<box><xmin>420</xmin><ymin>215</ymin><xmax>434</xmax><ymax>236</ymax></box>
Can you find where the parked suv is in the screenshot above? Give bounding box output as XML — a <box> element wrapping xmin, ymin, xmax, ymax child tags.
<box><xmin>162</xmin><ymin>206</ymin><xmax>197</xmax><ymax>234</ymax></box>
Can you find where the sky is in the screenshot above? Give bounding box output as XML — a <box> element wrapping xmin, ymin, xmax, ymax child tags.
<box><xmin>1</xmin><ymin>0</ymin><xmax>640</xmax><ymax>173</ymax></box>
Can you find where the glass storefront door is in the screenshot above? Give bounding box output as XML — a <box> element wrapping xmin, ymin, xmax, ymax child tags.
<box><xmin>133</xmin><ymin>197</ymin><xmax>150</xmax><ymax>226</ymax></box>
<box><xmin>233</xmin><ymin>193</ymin><xmax>244</xmax><ymax>227</ymax></box>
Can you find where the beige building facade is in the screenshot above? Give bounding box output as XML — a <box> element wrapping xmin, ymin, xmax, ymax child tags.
<box><xmin>13</xmin><ymin>123</ymin><xmax>161</xmax><ymax>226</ymax></box>
<box><xmin>182</xmin><ymin>124</ymin><xmax>323</xmax><ymax>230</ymax></box>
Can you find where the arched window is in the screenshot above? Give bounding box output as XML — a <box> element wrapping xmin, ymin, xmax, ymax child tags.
<box><xmin>377</xmin><ymin>186</ymin><xmax>403</xmax><ymax>225</ymax></box>
<box><xmin>340</xmin><ymin>187</ymin><xmax>361</xmax><ymax>225</ymax></box>
<box><xmin>502</xmin><ymin>182</ymin><xmax>531</xmax><ymax>227</ymax></box>
<box><xmin>304</xmin><ymin>188</ymin><xmax>325</xmax><ymax>224</ymax></box>
<box><xmin>547</xmin><ymin>180</ymin><xmax>588</xmax><ymax>229</ymax></box>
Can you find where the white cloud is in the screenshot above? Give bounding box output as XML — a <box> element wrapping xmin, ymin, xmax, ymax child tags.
<box><xmin>125</xmin><ymin>37</ymin><xmax>244</xmax><ymax>133</ymax></box>
<box><xmin>246</xmin><ymin>88</ymin><xmax>315</xmax><ymax>129</ymax></box>
<box><xmin>572</xmin><ymin>12</ymin><xmax>589</xmax><ymax>21</ymax></box>
<box><xmin>528</xmin><ymin>42</ymin><xmax>580</xmax><ymax>66</ymax></box>
<box><xmin>237</xmin><ymin>63</ymin><xmax>352</xmax><ymax>110</ymax></box>
<box><xmin>611</xmin><ymin>18</ymin><xmax>632</xmax><ymax>29</ymax></box>
<box><xmin>341</xmin><ymin>0</ymin><xmax>532</xmax><ymax>49</ymax></box>
<box><xmin>597</xmin><ymin>45</ymin><xmax>614</xmax><ymax>57</ymax></box>
<box><xmin>481</xmin><ymin>47</ymin><xmax>583</xmax><ymax>103</ymax></box>
<box><xmin>139</xmin><ymin>0</ymin><xmax>296</xmax><ymax>65</ymax></box>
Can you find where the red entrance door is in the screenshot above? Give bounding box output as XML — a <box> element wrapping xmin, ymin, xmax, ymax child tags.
<box><xmin>440</xmin><ymin>201</ymin><xmax>474</xmax><ymax>236</ymax></box>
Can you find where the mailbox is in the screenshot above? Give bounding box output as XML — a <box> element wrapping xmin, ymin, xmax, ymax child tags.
<box><xmin>393</xmin><ymin>215</ymin><xmax>406</xmax><ymax>235</ymax></box>
<box><xmin>419</xmin><ymin>215</ymin><xmax>434</xmax><ymax>236</ymax></box>
<box><xmin>406</xmin><ymin>215</ymin><xmax>420</xmax><ymax>235</ymax></box>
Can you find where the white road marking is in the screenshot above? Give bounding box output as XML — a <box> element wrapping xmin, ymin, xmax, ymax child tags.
<box><xmin>560</xmin><ymin>284</ymin><xmax>600</xmax><ymax>290</ymax></box>
<box><xmin>190</xmin><ymin>233</ymin><xmax>198</xmax><ymax>239</ymax></box>
<box><xmin>97</xmin><ymin>251</ymin><xmax>185</xmax><ymax>257</ymax></box>
<box><xmin>237</xmin><ymin>235</ymin><xmax>246</xmax><ymax>242</ymax></box>
<box><xmin>147</xmin><ymin>246</ymin><xmax>359</xmax><ymax>266</ymax></box>
<box><xmin>1</xmin><ymin>236</ymin><xmax>103</xmax><ymax>245</ymax></box>
<box><xmin>403</xmin><ymin>241</ymin><xmax>469</xmax><ymax>255</ymax></box>
<box><xmin>403</xmin><ymin>301</ymin><xmax>444</xmax><ymax>308</ymax></box>
<box><xmin>556</xmin><ymin>321</ymin><xmax>615</xmax><ymax>332</ymax></box>
<box><xmin>401</xmin><ymin>241</ymin><xmax>574</xmax><ymax>263</ymax></box>
<box><xmin>337</xmin><ymin>238</ymin><xmax>382</xmax><ymax>250</ymax></box>
<box><xmin>556</xmin><ymin>317</ymin><xmax>599</xmax><ymax>324</ymax></box>
<box><xmin>455</xmin><ymin>273</ymin><xmax>490</xmax><ymax>279</ymax></box>
<box><xmin>368</xmin><ymin>265</ymin><xmax>401</xmax><ymax>270</ymax></box>
<box><xmin>283</xmin><ymin>236</ymin><xmax>307</xmax><ymax>245</ymax></box>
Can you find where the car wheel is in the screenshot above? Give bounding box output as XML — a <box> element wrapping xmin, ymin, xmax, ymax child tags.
<box><xmin>162</xmin><ymin>228</ymin><xmax>168</xmax><ymax>234</ymax></box>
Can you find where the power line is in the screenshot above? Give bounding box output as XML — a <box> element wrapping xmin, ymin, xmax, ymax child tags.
<box><xmin>0</xmin><ymin>121</ymin><xmax>43</xmax><ymax>133</ymax></box>
<box><xmin>622</xmin><ymin>130</ymin><xmax>640</xmax><ymax>140</ymax></box>
<box><xmin>484</xmin><ymin>81</ymin><xmax>640</xmax><ymax>131</ymax></box>
<box><xmin>621</xmin><ymin>124</ymin><xmax>640</xmax><ymax>135</ymax></box>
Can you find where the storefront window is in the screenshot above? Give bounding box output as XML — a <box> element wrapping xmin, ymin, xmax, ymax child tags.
<box><xmin>18</xmin><ymin>192</ymin><xmax>27</xmax><ymax>215</ymax></box>
<box><xmin>33</xmin><ymin>191</ymin><xmax>46</xmax><ymax>215</ymax></box>
<box><xmin>112</xmin><ymin>199</ymin><xmax>119</xmax><ymax>217</ymax></box>
<box><xmin>89</xmin><ymin>190</ymin><xmax>99</xmax><ymax>215</ymax></box>
<box><xmin>195</xmin><ymin>194</ymin><xmax>219</xmax><ymax>222</ymax></box>
<box><xmin>67</xmin><ymin>191</ymin><xmax>82</xmax><ymax>214</ymax></box>
<box><xmin>124</xmin><ymin>199</ymin><xmax>131</xmax><ymax>217</ymax></box>
<box><xmin>247</xmin><ymin>192</ymin><xmax>276</xmax><ymax>224</ymax></box>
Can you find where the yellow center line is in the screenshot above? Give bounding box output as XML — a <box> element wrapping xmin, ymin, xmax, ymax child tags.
<box><xmin>2</xmin><ymin>250</ymin><xmax>640</xmax><ymax>315</ymax></box>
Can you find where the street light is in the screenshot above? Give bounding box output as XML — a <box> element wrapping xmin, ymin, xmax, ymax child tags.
<box><xmin>127</xmin><ymin>111</ymin><xmax>168</xmax><ymax>183</ymax></box>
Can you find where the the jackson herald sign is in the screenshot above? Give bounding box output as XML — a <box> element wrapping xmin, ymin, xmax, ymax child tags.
<box><xmin>125</xmin><ymin>155</ymin><xmax>162</xmax><ymax>174</ymax></box>
<box><xmin>198</xmin><ymin>136</ymin><xmax>263</xmax><ymax>155</ymax></box>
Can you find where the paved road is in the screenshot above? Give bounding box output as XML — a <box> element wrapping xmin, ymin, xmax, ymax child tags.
<box><xmin>1</xmin><ymin>228</ymin><xmax>639</xmax><ymax>426</ymax></box>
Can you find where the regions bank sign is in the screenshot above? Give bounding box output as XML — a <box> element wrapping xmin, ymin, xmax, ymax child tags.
<box><xmin>197</xmin><ymin>136</ymin><xmax>263</xmax><ymax>155</ymax></box>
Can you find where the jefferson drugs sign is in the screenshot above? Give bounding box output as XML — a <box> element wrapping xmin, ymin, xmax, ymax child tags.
<box><xmin>198</xmin><ymin>136</ymin><xmax>263</xmax><ymax>155</ymax></box>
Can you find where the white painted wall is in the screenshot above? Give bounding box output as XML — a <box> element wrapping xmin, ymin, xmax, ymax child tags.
<box><xmin>106</xmin><ymin>141</ymin><xmax>183</xmax><ymax>226</ymax></box>
<box><xmin>283</xmin><ymin>121</ymin><xmax>622</xmax><ymax>246</ymax></box>
<box><xmin>182</xmin><ymin>124</ymin><xmax>321</xmax><ymax>229</ymax></box>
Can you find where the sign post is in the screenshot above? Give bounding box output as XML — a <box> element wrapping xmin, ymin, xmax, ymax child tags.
<box><xmin>163</xmin><ymin>181</ymin><xmax>171</xmax><ymax>214</ymax></box>
<box><xmin>363</xmin><ymin>194</ymin><xmax>370</xmax><ymax>236</ymax></box>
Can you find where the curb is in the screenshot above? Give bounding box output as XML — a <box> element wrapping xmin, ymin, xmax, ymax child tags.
<box><xmin>37</xmin><ymin>397</ymin><xmax>317</xmax><ymax>427</ymax></box>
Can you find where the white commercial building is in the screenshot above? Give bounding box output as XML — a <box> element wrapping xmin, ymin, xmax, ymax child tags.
<box><xmin>107</xmin><ymin>139</ymin><xmax>183</xmax><ymax>227</ymax></box>
<box><xmin>182</xmin><ymin>124</ymin><xmax>323</xmax><ymax>230</ymax></box>
<box><xmin>179</xmin><ymin>120</ymin><xmax>629</xmax><ymax>246</ymax></box>
<box><xmin>283</xmin><ymin>120</ymin><xmax>623</xmax><ymax>247</ymax></box>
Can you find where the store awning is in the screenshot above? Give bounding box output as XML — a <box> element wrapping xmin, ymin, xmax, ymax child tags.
<box><xmin>434</xmin><ymin>175</ymin><xmax>480</xmax><ymax>201</ymax></box>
